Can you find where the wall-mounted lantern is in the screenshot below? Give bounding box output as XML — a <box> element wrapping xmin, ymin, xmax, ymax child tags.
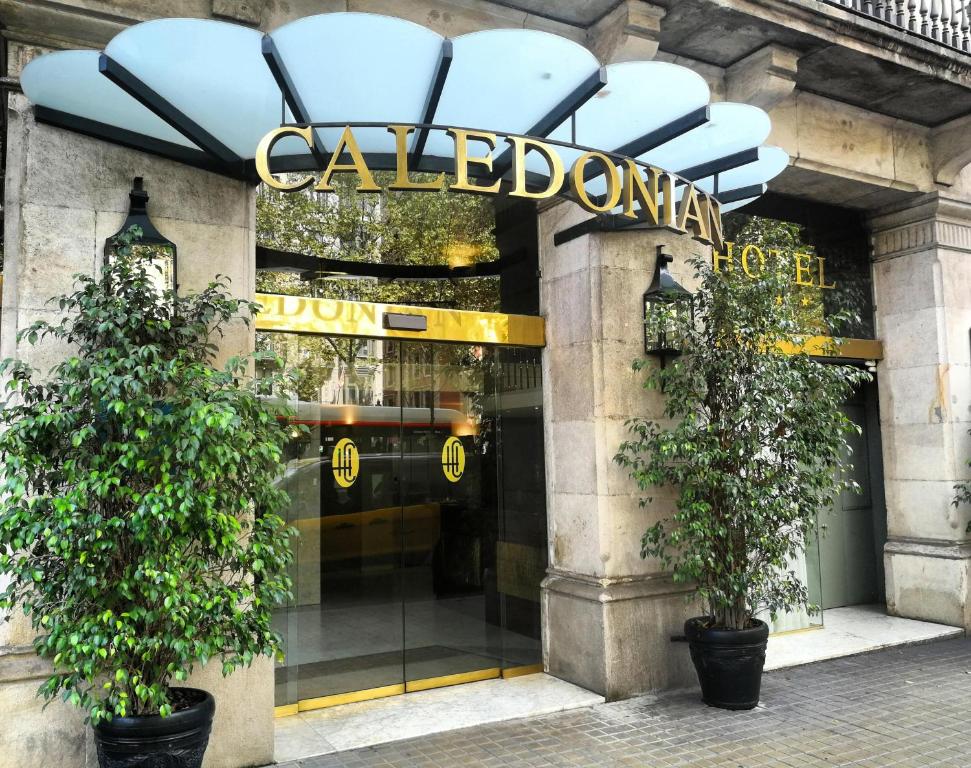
<box><xmin>105</xmin><ymin>177</ymin><xmax>177</xmax><ymax>294</ymax></box>
<box><xmin>643</xmin><ymin>245</ymin><xmax>693</xmax><ymax>362</ymax></box>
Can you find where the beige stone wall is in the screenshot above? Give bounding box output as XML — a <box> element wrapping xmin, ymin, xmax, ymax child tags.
<box><xmin>0</xmin><ymin>93</ymin><xmax>269</xmax><ymax>768</ymax></box>
<box><xmin>768</xmin><ymin>92</ymin><xmax>932</xmax><ymax>203</ymax></box>
<box><xmin>0</xmin><ymin>0</ymin><xmax>583</xmax><ymax>68</ymax></box>
<box><xmin>870</xmin><ymin>194</ymin><xmax>971</xmax><ymax>630</ymax></box>
<box><xmin>538</xmin><ymin>199</ymin><xmax>703</xmax><ymax>699</ymax></box>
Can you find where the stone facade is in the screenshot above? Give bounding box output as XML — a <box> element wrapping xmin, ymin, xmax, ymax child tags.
<box><xmin>0</xmin><ymin>94</ymin><xmax>269</xmax><ymax>768</ymax></box>
<box><xmin>537</xmin><ymin>200</ymin><xmax>703</xmax><ymax>699</ymax></box>
<box><xmin>2</xmin><ymin>0</ymin><xmax>971</xmax><ymax>766</ymax></box>
<box><xmin>869</xmin><ymin>193</ymin><xmax>971</xmax><ymax>629</ymax></box>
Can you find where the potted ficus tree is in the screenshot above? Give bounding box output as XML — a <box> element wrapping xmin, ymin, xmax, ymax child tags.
<box><xmin>0</xmin><ymin>236</ymin><xmax>297</xmax><ymax>767</ymax></box>
<box><xmin>616</xmin><ymin>248</ymin><xmax>870</xmax><ymax>710</ymax></box>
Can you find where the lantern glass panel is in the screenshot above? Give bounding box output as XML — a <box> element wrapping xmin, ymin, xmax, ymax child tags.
<box><xmin>105</xmin><ymin>179</ymin><xmax>178</xmax><ymax>295</ymax></box>
<box><xmin>644</xmin><ymin>291</ymin><xmax>692</xmax><ymax>357</ymax></box>
<box><xmin>104</xmin><ymin>239</ymin><xmax>177</xmax><ymax>295</ymax></box>
<box><xmin>132</xmin><ymin>243</ymin><xmax>176</xmax><ymax>294</ymax></box>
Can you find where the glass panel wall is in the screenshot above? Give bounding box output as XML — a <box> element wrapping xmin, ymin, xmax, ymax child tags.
<box><xmin>256</xmin><ymin>172</ymin><xmax>545</xmax><ymax>707</ymax></box>
<box><xmin>268</xmin><ymin>335</ymin><xmax>405</xmax><ymax>705</ymax></box>
<box><xmin>262</xmin><ymin>333</ymin><xmax>547</xmax><ymax>708</ymax></box>
<box><xmin>255</xmin><ymin>174</ymin><xmax>535</xmax><ymax>314</ymax></box>
<box><xmin>723</xmin><ymin>195</ymin><xmax>875</xmax><ymax>339</ymax></box>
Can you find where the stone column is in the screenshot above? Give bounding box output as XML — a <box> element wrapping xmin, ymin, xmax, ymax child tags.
<box><xmin>537</xmin><ymin>200</ymin><xmax>705</xmax><ymax>700</ymax></box>
<box><xmin>0</xmin><ymin>94</ymin><xmax>271</xmax><ymax>768</ymax></box>
<box><xmin>870</xmin><ymin>193</ymin><xmax>971</xmax><ymax>630</ymax></box>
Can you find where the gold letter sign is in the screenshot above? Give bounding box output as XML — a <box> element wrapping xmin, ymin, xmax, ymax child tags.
<box><xmin>714</xmin><ymin>241</ymin><xmax>838</xmax><ymax>290</ymax></box>
<box><xmin>255</xmin><ymin>124</ymin><xmax>726</xmax><ymax>249</ymax></box>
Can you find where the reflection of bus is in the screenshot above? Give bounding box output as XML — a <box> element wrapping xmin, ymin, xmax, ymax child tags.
<box><xmin>279</xmin><ymin>404</ymin><xmax>483</xmax><ymax>584</ymax></box>
<box><xmin>283</xmin><ymin>403</ymin><xmax>477</xmax><ymax>459</ymax></box>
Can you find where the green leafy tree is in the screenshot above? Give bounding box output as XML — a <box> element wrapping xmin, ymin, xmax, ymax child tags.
<box><xmin>615</xmin><ymin>255</ymin><xmax>870</xmax><ymax>630</ymax></box>
<box><xmin>256</xmin><ymin>173</ymin><xmax>499</xmax><ymax>310</ymax></box>
<box><xmin>255</xmin><ymin>175</ymin><xmax>502</xmax><ymax>399</ymax></box>
<box><xmin>0</xmin><ymin>237</ymin><xmax>296</xmax><ymax>723</ymax></box>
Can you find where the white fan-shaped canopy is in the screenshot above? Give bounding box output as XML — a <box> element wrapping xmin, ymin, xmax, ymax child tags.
<box><xmin>20</xmin><ymin>50</ymin><xmax>198</xmax><ymax>149</ymax></box>
<box><xmin>21</xmin><ymin>12</ymin><xmax>788</xmax><ymax>208</ymax></box>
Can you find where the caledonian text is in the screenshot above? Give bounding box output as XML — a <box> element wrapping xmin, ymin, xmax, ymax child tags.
<box><xmin>255</xmin><ymin>124</ymin><xmax>725</xmax><ymax>250</ymax></box>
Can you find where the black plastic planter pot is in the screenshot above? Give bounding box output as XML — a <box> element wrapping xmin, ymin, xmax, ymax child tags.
<box><xmin>684</xmin><ymin>617</ymin><xmax>769</xmax><ymax>710</ymax></box>
<box><xmin>93</xmin><ymin>688</ymin><xmax>215</xmax><ymax>768</ymax></box>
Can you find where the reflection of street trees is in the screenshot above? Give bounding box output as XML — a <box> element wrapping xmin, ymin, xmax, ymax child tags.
<box><xmin>723</xmin><ymin>214</ymin><xmax>825</xmax><ymax>333</ymax></box>
<box><xmin>817</xmin><ymin>242</ymin><xmax>872</xmax><ymax>339</ymax></box>
<box><xmin>723</xmin><ymin>213</ymin><xmax>869</xmax><ymax>337</ymax></box>
<box><xmin>256</xmin><ymin>174</ymin><xmax>502</xmax><ymax>395</ymax></box>
<box><xmin>256</xmin><ymin>172</ymin><xmax>500</xmax><ymax>309</ymax></box>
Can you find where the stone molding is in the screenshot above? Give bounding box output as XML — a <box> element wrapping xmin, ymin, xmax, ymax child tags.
<box><xmin>0</xmin><ymin>645</ymin><xmax>51</xmax><ymax>684</ymax></box>
<box><xmin>931</xmin><ymin>113</ymin><xmax>971</xmax><ymax>187</ymax></box>
<box><xmin>543</xmin><ymin>568</ymin><xmax>695</xmax><ymax>604</ymax></box>
<box><xmin>885</xmin><ymin>536</ymin><xmax>971</xmax><ymax>561</ymax></box>
<box><xmin>212</xmin><ymin>0</ymin><xmax>261</xmax><ymax>26</ymax></box>
<box><xmin>588</xmin><ymin>0</ymin><xmax>665</xmax><ymax>63</ymax></box>
<box><xmin>870</xmin><ymin>194</ymin><xmax>971</xmax><ymax>260</ymax></box>
<box><xmin>726</xmin><ymin>43</ymin><xmax>800</xmax><ymax>112</ymax></box>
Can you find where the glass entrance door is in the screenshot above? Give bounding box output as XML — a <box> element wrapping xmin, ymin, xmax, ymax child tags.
<box><xmin>268</xmin><ymin>334</ymin><xmax>547</xmax><ymax>712</ymax></box>
<box><xmin>274</xmin><ymin>336</ymin><xmax>405</xmax><ymax>708</ymax></box>
<box><xmin>398</xmin><ymin>342</ymin><xmax>503</xmax><ymax>689</ymax></box>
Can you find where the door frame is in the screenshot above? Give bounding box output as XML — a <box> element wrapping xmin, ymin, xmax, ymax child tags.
<box><xmin>260</xmin><ymin>297</ymin><xmax>547</xmax><ymax>717</ymax></box>
<box><xmin>255</xmin><ymin>293</ymin><xmax>546</xmax><ymax>348</ymax></box>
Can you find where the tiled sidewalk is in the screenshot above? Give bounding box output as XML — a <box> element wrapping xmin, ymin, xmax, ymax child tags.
<box><xmin>271</xmin><ymin>636</ymin><xmax>971</xmax><ymax>767</ymax></box>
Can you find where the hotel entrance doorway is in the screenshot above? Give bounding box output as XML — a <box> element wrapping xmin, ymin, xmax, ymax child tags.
<box><xmin>266</xmin><ymin>333</ymin><xmax>547</xmax><ymax>714</ymax></box>
<box><xmin>808</xmin><ymin>380</ymin><xmax>888</xmax><ymax>610</ymax></box>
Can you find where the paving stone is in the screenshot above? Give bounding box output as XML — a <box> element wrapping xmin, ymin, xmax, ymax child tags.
<box><xmin>278</xmin><ymin>637</ymin><xmax>971</xmax><ymax>768</ymax></box>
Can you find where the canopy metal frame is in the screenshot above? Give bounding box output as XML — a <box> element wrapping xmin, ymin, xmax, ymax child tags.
<box><xmin>99</xmin><ymin>53</ymin><xmax>246</xmax><ymax>175</ymax></box>
<box><xmin>21</xmin><ymin>13</ymin><xmax>788</xmax><ymax>257</ymax></box>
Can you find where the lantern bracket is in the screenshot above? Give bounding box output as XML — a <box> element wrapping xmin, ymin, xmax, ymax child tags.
<box><xmin>642</xmin><ymin>245</ymin><xmax>692</xmax><ymax>361</ymax></box>
<box><xmin>105</xmin><ymin>177</ymin><xmax>178</xmax><ymax>294</ymax></box>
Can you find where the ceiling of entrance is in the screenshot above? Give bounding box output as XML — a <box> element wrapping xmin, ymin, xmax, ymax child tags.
<box><xmin>20</xmin><ymin>12</ymin><xmax>788</xmax><ymax>213</ymax></box>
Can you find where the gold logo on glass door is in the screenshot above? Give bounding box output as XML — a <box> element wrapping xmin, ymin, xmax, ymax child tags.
<box><xmin>332</xmin><ymin>438</ymin><xmax>360</xmax><ymax>488</ymax></box>
<box><xmin>442</xmin><ymin>437</ymin><xmax>465</xmax><ymax>483</ymax></box>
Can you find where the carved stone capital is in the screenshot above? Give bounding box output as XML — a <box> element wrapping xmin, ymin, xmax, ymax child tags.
<box><xmin>870</xmin><ymin>194</ymin><xmax>971</xmax><ymax>259</ymax></box>
<box><xmin>588</xmin><ymin>1</ymin><xmax>666</xmax><ymax>63</ymax></box>
<box><xmin>726</xmin><ymin>44</ymin><xmax>800</xmax><ymax>112</ymax></box>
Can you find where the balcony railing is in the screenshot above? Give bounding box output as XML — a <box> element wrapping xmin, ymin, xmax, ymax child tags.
<box><xmin>825</xmin><ymin>0</ymin><xmax>970</xmax><ymax>52</ymax></box>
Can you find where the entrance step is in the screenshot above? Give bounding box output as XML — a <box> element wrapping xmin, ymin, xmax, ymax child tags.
<box><xmin>273</xmin><ymin>673</ymin><xmax>603</xmax><ymax>763</ymax></box>
<box><xmin>765</xmin><ymin>603</ymin><xmax>964</xmax><ymax>671</ymax></box>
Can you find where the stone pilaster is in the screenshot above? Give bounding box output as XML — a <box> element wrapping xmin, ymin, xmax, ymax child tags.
<box><xmin>0</xmin><ymin>94</ymin><xmax>270</xmax><ymax>768</ymax></box>
<box><xmin>537</xmin><ymin>201</ymin><xmax>705</xmax><ymax>700</ymax></box>
<box><xmin>869</xmin><ymin>193</ymin><xmax>971</xmax><ymax>630</ymax></box>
